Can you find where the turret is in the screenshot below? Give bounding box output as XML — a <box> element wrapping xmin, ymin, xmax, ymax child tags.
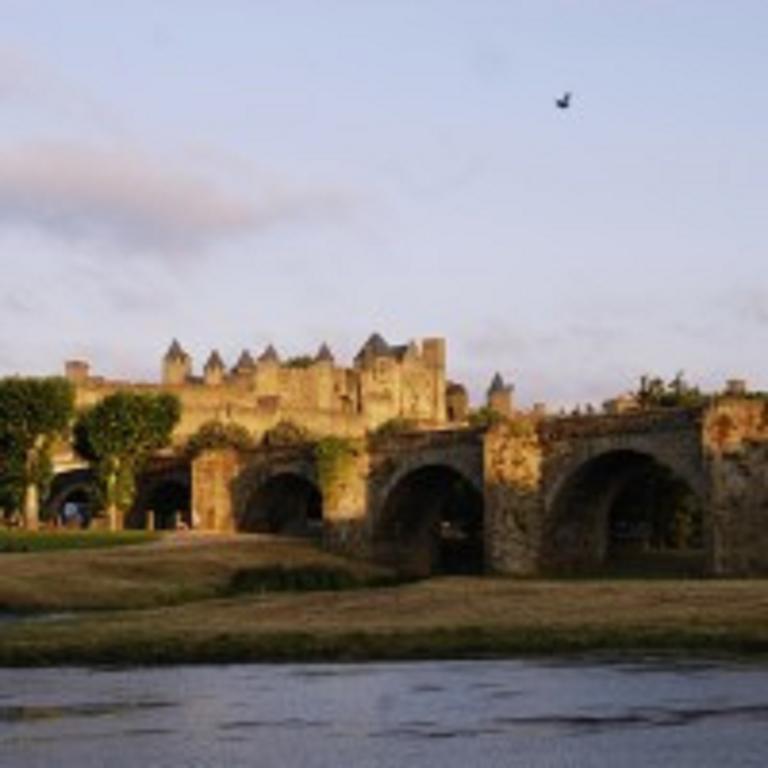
<box><xmin>313</xmin><ymin>343</ymin><xmax>335</xmax><ymax>410</ymax></box>
<box><xmin>314</xmin><ymin>342</ymin><xmax>335</xmax><ymax>366</ymax></box>
<box><xmin>203</xmin><ymin>350</ymin><xmax>226</xmax><ymax>386</ymax></box>
<box><xmin>422</xmin><ymin>337</ymin><xmax>446</xmax><ymax>370</ymax></box>
<box><xmin>725</xmin><ymin>379</ymin><xmax>748</xmax><ymax>397</ymax></box>
<box><xmin>487</xmin><ymin>372</ymin><xmax>514</xmax><ymax>417</ymax></box>
<box><xmin>446</xmin><ymin>381</ymin><xmax>468</xmax><ymax>422</ymax></box>
<box><xmin>257</xmin><ymin>344</ymin><xmax>281</xmax><ymax>396</ymax></box>
<box><xmin>258</xmin><ymin>344</ymin><xmax>280</xmax><ymax>365</ymax></box>
<box><xmin>64</xmin><ymin>359</ymin><xmax>90</xmax><ymax>385</ymax></box>
<box><xmin>354</xmin><ymin>332</ymin><xmax>390</xmax><ymax>369</ymax></box>
<box><xmin>423</xmin><ymin>337</ymin><xmax>447</xmax><ymax>423</ymax></box>
<box><xmin>232</xmin><ymin>349</ymin><xmax>256</xmax><ymax>378</ymax></box>
<box><xmin>162</xmin><ymin>339</ymin><xmax>192</xmax><ymax>385</ymax></box>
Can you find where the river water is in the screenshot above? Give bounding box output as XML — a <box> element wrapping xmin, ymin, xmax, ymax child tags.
<box><xmin>1</xmin><ymin>660</ymin><xmax>767</xmax><ymax>767</ymax></box>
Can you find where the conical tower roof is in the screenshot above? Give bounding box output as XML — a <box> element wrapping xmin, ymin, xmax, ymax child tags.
<box><xmin>488</xmin><ymin>372</ymin><xmax>510</xmax><ymax>395</ymax></box>
<box><xmin>164</xmin><ymin>338</ymin><xmax>188</xmax><ymax>361</ymax></box>
<box><xmin>315</xmin><ymin>342</ymin><xmax>334</xmax><ymax>363</ymax></box>
<box><xmin>258</xmin><ymin>344</ymin><xmax>280</xmax><ymax>363</ymax></box>
<box><xmin>204</xmin><ymin>349</ymin><xmax>225</xmax><ymax>370</ymax></box>
<box><xmin>234</xmin><ymin>349</ymin><xmax>256</xmax><ymax>371</ymax></box>
<box><xmin>355</xmin><ymin>332</ymin><xmax>390</xmax><ymax>360</ymax></box>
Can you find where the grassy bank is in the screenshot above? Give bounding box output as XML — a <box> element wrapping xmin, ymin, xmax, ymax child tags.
<box><xmin>0</xmin><ymin>530</ymin><xmax>158</xmax><ymax>554</ymax></box>
<box><xmin>0</xmin><ymin>534</ymin><xmax>392</xmax><ymax>612</ymax></box>
<box><xmin>2</xmin><ymin>537</ymin><xmax>768</xmax><ymax>665</ymax></box>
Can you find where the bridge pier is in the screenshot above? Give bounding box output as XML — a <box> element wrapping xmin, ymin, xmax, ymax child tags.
<box><xmin>483</xmin><ymin>424</ymin><xmax>544</xmax><ymax>576</ymax></box>
<box><xmin>705</xmin><ymin>400</ymin><xmax>768</xmax><ymax>575</ymax></box>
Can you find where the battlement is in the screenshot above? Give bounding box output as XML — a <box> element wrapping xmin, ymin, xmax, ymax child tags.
<box><xmin>66</xmin><ymin>333</ymin><xmax>453</xmax><ymax>442</ymax></box>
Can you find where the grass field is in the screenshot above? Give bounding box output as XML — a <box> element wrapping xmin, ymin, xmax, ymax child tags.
<box><xmin>0</xmin><ymin>533</ymin><xmax>391</xmax><ymax>612</ymax></box>
<box><xmin>0</xmin><ymin>530</ymin><xmax>158</xmax><ymax>554</ymax></box>
<box><xmin>1</xmin><ymin>534</ymin><xmax>768</xmax><ymax>665</ymax></box>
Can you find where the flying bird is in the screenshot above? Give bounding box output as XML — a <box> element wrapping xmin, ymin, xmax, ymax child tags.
<box><xmin>555</xmin><ymin>91</ymin><xmax>572</xmax><ymax>110</ymax></box>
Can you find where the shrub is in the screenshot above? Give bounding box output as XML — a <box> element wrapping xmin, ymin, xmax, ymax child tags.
<box><xmin>187</xmin><ymin>420</ymin><xmax>254</xmax><ymax>455</ymax></box>
<box><xmin>261</xmin><ymin>420</ymin><xmax>312</xmax><ymax>447</ymax></box>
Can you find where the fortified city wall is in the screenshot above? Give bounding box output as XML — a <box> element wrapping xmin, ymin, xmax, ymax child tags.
<box><xmin>63</xmin><ymin>333</ymin><xmax>468</xmax><ymax>443</ymax></box>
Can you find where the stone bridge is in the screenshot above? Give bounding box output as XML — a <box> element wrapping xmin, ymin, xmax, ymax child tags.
<box><xmin>48</xmin><ymin>397</ymin><xmax>768</xmax><ymax>576</ymax></box>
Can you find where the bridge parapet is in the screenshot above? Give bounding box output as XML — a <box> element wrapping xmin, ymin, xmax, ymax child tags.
<box><xmin>539</xmin><ymin>407</ymin><xmax>703</xmax><ymax>442</ymax></box>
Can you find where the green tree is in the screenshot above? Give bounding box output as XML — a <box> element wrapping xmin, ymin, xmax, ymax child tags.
<box><xmin>0</xmin><ymin>377</ymin><xmax>74</xmax><ymax>529</ymax></box>
<box><xmin>467</xmin><ymin>406</ymin><xmax>505</xmax><ymax>429</ymax></box>
<box><xmin>637</xmin><ymin>372</ymin><xmax>707</xmax><ymax>409</ymax></box>
<box><xmin>74</xmin><ymin>392</ymin><xmax>180</xmax><ymax>530</ymax></box>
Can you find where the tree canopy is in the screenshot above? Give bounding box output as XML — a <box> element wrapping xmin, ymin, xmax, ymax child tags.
<box><xmin>0</xmin><ymin>377</ymin><xmax>74</xmax><ymax>523</ymax></box>
<box><xmin>636</xmin><ymin>373</ymin><xmax>708</xmax><ymax>409</ymax></box>
<box><xmin>74</xmin><ymin>391</ymin><xmax>180</xmax><ymax>527</ymax></box>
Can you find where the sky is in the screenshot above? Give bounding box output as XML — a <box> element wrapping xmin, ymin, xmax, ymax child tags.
<box><xmin>0</xmin><ymin>1</ymin><xmax>766</xmax><ymax>408</ymax></box>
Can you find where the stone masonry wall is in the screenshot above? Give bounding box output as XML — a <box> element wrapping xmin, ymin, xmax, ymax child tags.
<box><xmin>704</xmin><ymin>398</ymin><xmax>768</xmax><ymax>574</ymax></box>
<box><xmin>191</xmin><ymin>448</ymin><xmax>241</xmax><ymax>532</ymax></box>
<box><xmin>483</xmin><ymin>421</ymin><xmax>545</xmax><ymax>575</ymax></box>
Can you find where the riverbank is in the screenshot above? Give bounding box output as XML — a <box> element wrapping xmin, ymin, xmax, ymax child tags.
<box><xmin>2</xmin><ymin>536</ymin><xmax>768</xmax><ymax>665</ymax></box>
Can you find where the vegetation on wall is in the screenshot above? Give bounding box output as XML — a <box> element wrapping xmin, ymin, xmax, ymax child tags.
<box><xmin>74</xmin><ymin>392</ymin><xmax>180</xmax><ymax>530</ymax></box>
<box><xmin>0</xmin><ymin>377</ymin><xmax>74</xmax><ymax>526</ymax></box>
<box><xmin>370</xmin><ymin>417</ymin><xmax>418</xmax><ymax>437</ymax></box>
<box><xmin>467</xmin><ymin>406</ymin><xmax>506</xmax><ymax>429</ymax></box>
<box><xmin>636</xmin><ymin>373</ymin><xmax>708</xmax><ymax>409</ymax></box>
<box><xmin>261</xmin><ymin>420</ymin><xmax>312</xmax><ymax>447</ymax></box>
<box><xmin>186</xmin><ymin>420</ymin><xmax>254</xmax><ymax>456</ymax></box>
<box><xmin>314</xmin><ymin>436</ymin><xmax>357</xmax><ymax>495</ymax></box>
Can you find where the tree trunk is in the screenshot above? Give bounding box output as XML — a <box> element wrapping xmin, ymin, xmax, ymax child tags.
<box><xmin>24</xmin><ymin>482</ymin><xmax>39</xmax><ymax>531</ymax></box>
<box><xmin>105</xmin><ymin>466</ymin><xmax>121</xmax><ymax>531</ymax></box>
<box><xmin>106</xmin><ymin>502</ymin><xmax>125</xmax><ymax>531</ymax></box>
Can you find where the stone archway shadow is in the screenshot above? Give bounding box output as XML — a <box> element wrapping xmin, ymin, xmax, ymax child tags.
<box><xmin>238</xmin><ymin>472</ymin><xmax>323</xmax><ymax>536</ymax></box>
<box><xmin>374</xmin><ymin>464</ymin><xmax>484</xmax><ymax>577</ymax></box>
<box><xmin>544</xmin><ymin>449</ymin><xmax>707</xmax><ymax>576</ymax></box>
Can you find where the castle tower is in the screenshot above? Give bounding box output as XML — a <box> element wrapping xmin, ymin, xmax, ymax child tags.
<box><xmin>203</xmin><ymin>350</ymin><xmax>226</xmax><ymax>386</ymax></box>
<box><xmin>314</xmin><ymin>342</ymin><xmax>334</xmax><ymax>365</ymax></box>
<box><xmin>162</xmin><ymin>339</ymin><xmax>192</xmax><ymax>386</ymax></box>
<box><xmin>258</xmin><ymin>344</ymin><xmax>280</xmax><ymax>365</ymax></box>
<box><xmin>354</xmin><ymin>332</ymin><xmax>390</xmax><ymax>369</ymax></box>
<box><xmin>422</xmin><ymin>337</ymin><xmax>447</xmax><ymax>423</ymax></box>
<box><xmin>446</xmin><ymin>381</ymin><xmax>468</xmax><ymax>422</ymax></box>
<box><xmin>64</xmin><ymin>359</ymin><xmax>91</xmax><ymax>385</ymax></box>
<box><xmin>313</xmin><ymin>342</ymin><xmax>335</xmax><ymax>410</ymax></box>
<box><xmin>232</xmin><ymin>349</ymin><xmax>256</xmax><ymax>379</ymax></box>
<box><xmin>487</xmin><ymin>372</ymin><xmax>514</xmax><ymax>417</ymax></box>
<box><xmin>257</xmin><ymin>344</ymin><xmax>281</xmax><ymax>395</ymax></box>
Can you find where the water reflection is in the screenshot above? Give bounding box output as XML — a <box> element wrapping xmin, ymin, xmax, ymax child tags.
<box><xmin>0</xmin><ymin>660</ymin><xmax>767</xmax><ymax>767</ymax></box>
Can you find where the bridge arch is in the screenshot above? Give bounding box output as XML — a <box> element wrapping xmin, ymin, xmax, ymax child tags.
<box><xmin>545</xmin><ymin>448</ymin><xmax>707</xmax><ymax>575</ymax></box>
<box><xmin>238</xmin><ymin>471</ymin><xmax>323</xmax><ymax>536</ymax></box>
<box><xmin>46</xmin><ymin>469</ymin><xmax>96</xmax><ymax>527</ymax></box>
<box><xmin>129</xmin><ymin>464</ymin><xmax>192</xmax><ymax>530</ymax></box>
<box><xmin>374</xmin><ymin>463</ymin><xmax>484</xmax><ymax>576</ymax></box>
<box><xmin>143</xmin><ymin>479</ymin><xmax>192</xmax><ymax>530</ymax></box>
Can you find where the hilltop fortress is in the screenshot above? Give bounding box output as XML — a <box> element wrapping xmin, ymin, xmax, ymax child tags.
<box><xmin>64</xmin><ymin>334</ymin><xmax>511</xmax><ymax>442</ymax></box>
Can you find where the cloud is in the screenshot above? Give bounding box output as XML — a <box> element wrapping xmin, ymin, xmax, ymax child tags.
<box><xmin>0</xmin><ymin>143</ymin><xmax>342</xmax><ymax>256</ymax></box>
<box><xmin>0</xmin><ymin>47</ymin><xmax>47</xmax><ymax>100</ymax></box>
